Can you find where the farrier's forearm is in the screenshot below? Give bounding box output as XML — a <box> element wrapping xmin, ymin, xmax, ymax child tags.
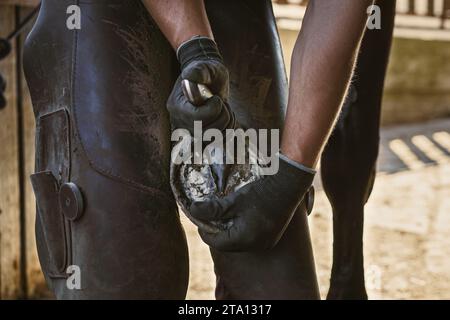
<box><xmin>281</xmin><ymin>0</ymin><xmax>373</xmax><ymax>168</ymax></box>
<box><xmin>141</xmin><ymin>0</ymin><xmax>213</xmax><ymax>49</ymax></box>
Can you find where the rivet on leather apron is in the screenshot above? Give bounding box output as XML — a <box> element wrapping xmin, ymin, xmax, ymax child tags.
<box><xmin>59</xmin><ymin>182</ymin><xmax>84</xmax><ymax>221</ymax></box>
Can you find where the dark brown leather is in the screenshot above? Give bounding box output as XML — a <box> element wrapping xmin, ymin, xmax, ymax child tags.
<box><xmin>24</xmin><ymin>0</ymin><xmax>188</xmax><ymax>299</ymax></box>
<box><xmin>24</xmin><ymin>0</ymin><xmax>319</xmax><ymax>299</ymax></box>
<box><xmin>30</xmin><ymin>171</ymin><xmax>69</xmax><ymax>278</ymax></box>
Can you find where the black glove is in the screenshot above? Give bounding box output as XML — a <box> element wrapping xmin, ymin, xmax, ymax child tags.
<box><xmin>167</xmin><ymin>77</ymin><xmax>235</xmax><ymax>134</ymax></box>
<box><xmin>189</xmin><ymin>153</ymin><xmax>316</xmax><ymax>252</ymax></box>
<box><xmin>177</xmin><ymin>36</ymin><xmax>228</xmax><ymax>99</ymax></box>
<box><xmin>167</xmin><ymin>36</ymin><xmax>234</xmax><ymax>134</ymax></box>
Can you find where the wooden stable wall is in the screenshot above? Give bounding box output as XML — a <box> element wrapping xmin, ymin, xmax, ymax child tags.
<box><xmin>0</xmin><ymin>1</ymin><xmax>47</xmax><ymax>299</ymax></box>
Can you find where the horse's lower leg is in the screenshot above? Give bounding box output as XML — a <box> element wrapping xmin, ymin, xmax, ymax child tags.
<box><xmin>322</xmin><ymin>0</ymin><xmax>396</xmax><ymax>300</ymax></box>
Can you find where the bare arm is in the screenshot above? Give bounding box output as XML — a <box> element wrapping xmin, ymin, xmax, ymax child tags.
<box><xmin>141</xmin><ymin>0</ymin><xmax>213</xmax><ymax>49</ymax></box>
<box><xmin>281</xmin><ymin>0</ymin><xmax>373</xmax><ymax>167</ymax></box>
<box><xmin>144</xmin><ymin>0</ymin><xmax>372</xmax><ymax>168</ymax></box>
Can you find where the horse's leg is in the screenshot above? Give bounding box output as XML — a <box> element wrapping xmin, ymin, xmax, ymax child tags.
<box><xmin>205</xmin><ymin>0</ymin><xmax>320</xmax><ymax>299</ymax></box>
<box><xmin>322</xmin><ymin>0</ymin><xmax>396</xmax><ymax>300</ymax></box>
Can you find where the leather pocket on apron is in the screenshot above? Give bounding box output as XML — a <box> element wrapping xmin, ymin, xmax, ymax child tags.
<box><xmin>31</xmin><ymin>171</ymin><xmax>69</xmax><ymax>277</ymax></box>
<box><xmin>32</xmin><ymin>109</ymin><xmax>72</xmax><ymax>278</ymax></box>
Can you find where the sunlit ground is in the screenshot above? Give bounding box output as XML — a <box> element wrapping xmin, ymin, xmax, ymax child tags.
<box><xmin>183</xmin><ymin>118</ymin><xmax>450</xmax><ymax>299</ymax></box>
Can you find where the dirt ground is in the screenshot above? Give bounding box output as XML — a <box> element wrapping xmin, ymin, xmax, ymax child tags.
<box><xmin>182</xmin><ymin>118</ymin><xmax>450</xmax><ymax>300</ymax></box>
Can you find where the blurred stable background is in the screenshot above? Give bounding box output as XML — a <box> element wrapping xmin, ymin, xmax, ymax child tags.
<box><xmin>0</xmin><ymin>0</ymin><xmax>449</xmax><ymax>299</ymax></box>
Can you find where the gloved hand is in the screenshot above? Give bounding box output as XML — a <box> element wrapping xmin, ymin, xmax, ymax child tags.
<box><xmin>167</xmin><ymin>36</ymin><xmax>234</xmax><ymax>134</ymax></box>
<box><xmin>189</xmin><ymin>153</ymin><xmax>316</xmax><ymax>252</ymax></box>
<box><xmin>177</xmin><ymin>36</ymin><xmax>228</xmax><ymax>99</ymax></box>
<box><xmin>167</xmin><ymin>77</ymin><xmax>235</xmax><ymax>134</ymax></box>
